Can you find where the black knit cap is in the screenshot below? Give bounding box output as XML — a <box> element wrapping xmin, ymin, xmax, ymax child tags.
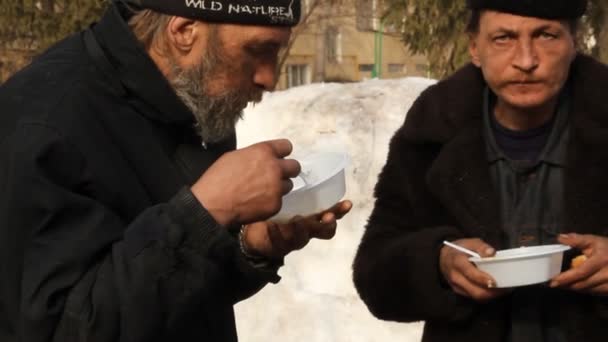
<box><xmin>466</xmin><ymin>0</ymin><xmax>587</xmax><ymax>19</ymax></box>
<box><xmin>122</xmin><ymin>0</ymin><xmax>301</xmax><ymax>26</ymax></box>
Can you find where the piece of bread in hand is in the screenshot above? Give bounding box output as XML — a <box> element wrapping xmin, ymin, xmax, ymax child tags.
<box><xmin>571</xmin><ymin>255</ymin><xmax>588</xmax><ymax>269</ymax></box>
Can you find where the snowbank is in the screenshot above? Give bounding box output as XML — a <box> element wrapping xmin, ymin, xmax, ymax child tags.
<box><xmin>235</xmin><ymin>77</ymin><xmax>436</xmax><ymax>342</ymax></box>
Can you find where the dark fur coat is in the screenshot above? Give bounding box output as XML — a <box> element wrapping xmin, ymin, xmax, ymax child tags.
<box><xmin>353</xmin><ymin>55</ymin><xmax>608</xmax><ymax>342</ymax></box>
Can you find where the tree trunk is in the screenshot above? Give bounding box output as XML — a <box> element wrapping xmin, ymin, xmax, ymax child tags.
<box><xmin>277</xmin><ymin>0</ymin><xmax>323</xmax><ymax>72</ymax></box>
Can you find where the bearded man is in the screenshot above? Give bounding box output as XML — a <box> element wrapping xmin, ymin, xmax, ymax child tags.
<box><xmin>354</xmin><ymin>0</ymin><xmax>608</xmax><ymax>341</ymax></box>
<box><xmin>0</xmin><ymin>0</ymin><xmax>351</xmax><ymax>341</ymax></box>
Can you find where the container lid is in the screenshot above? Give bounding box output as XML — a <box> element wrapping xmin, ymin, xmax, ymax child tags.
<box><xmin>469</xmin><ymin>244</ymin><xmax>571</xmax><ymax>264</ymax></box>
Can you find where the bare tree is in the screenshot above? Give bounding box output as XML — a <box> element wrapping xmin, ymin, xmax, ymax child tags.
<box><xmin>277</xmin><ymin>0</ymin><xmax>351</xmax><ymax>73</ymax></box>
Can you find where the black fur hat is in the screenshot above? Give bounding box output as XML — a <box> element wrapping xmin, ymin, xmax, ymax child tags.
<box><xmin>466</xmin><ymin>0</ymin><xmax>587</xmax><ymax>19</ymax></box>
<box><xmin>121</xmin><ymin>0</ymin><xmax>301</xmax><ymax>26</ymax></box>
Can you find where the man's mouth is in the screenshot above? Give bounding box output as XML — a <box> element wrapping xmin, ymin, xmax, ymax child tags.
<box><xmin>509</xmin><ymin>80</ymin><xmax>542</xmax><ymax>85</ymax></box>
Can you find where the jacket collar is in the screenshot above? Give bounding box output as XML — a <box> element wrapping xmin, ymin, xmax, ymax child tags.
<box><xmin>482</xmin><ymin>86</ymin><xmax>571</xmax><ymax>166</ymax></box>
<box><xmin>90</xmin><ymin>2</ymin><xmax>195</xmax><ymax>125</ymax></box>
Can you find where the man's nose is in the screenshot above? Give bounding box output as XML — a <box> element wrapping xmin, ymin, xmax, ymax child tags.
<box><xmin>512</xmin><ymin>39</ymin><xmax>539</xmax><ymax>73</ymax></box>
<box><xmin>253</xmin><ymin>63</ymin><xmax>278</xmax><ymax>91</ymax></box>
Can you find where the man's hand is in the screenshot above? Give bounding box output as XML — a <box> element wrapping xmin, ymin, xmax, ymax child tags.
<box><xmin>550</xmin><ymin>233</ymin><xmax>608</xmax><ymax>295</ymax></box>
<box><xmin>241</xmin><ymin>201</ymin><xmax>352</xmax><ymax>259</ymax></box>
<box><xmin>191</xmin><ymin>139</ymin><xmax>301</xmax><ymax>226</ymax></box>
<box><xmin>440</xmin><ymin>238</ymin><xmax>507</xmax><ymax>302</ymax></box>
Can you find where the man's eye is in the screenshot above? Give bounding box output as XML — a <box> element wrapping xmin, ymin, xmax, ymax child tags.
<box><xmin>540</xmin><ymin>32</ymin><xmax>557</xmax><ymax>40</ymax></box>
<box><xmin>246</xmin><ymin>46</ymin><xmax>263</xmax><ymax>56</ymax></box>
<box><xmin>493</xmin><ymin>35</ymin><xmax>510</xmax><ymax>43</ymax></box>
<box><xmin>246</xmin><ymin>45</ymin><xmax>280</xmax><ymax>58</ymax></box>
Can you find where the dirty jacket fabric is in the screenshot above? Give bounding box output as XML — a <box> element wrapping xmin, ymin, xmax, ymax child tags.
<box><xmin>353</xmin><ymin>55</ymin><xmax>608</xmax><ymax>342</ymax></box>
<box><xmin>484</xmin><ymin>88</ymin><xmax>571</xmax><ymax>342</ymax></box>
<box><xmin>0</xmin><ymin>4</ymin><xmax>278</xmax><ymax>342</ymax></box>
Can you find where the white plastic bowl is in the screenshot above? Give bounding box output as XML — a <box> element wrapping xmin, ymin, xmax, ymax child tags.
<box><xmin>271</xmin><ymin>152</ymin><xmax>349</xmax><ymax>223</ymax></box>
<box><xmin>469</xmin><ymin>244</ymin><xmax>571</xmax><ymax>288</ymax></box>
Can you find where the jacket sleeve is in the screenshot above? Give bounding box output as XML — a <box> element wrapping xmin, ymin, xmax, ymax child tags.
<box><xmin>352</xmin><ymin>119</ymin><xmax>477</xmax><ymax>323</ymax></box>
<box><xmin>0</xmin><ymin>123</ymin><xmax>278</xmax><ymax>342</ymax></box>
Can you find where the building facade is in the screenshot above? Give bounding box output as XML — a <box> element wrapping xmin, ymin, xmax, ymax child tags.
<box><xmin>277</xmin><ymin>0</ymin><xmax>429</xmax><ymax>89</ymax></box>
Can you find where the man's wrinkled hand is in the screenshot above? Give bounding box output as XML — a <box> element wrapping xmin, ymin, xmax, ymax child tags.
<box><xmin>440</xmin><ymin>238</ymin><xmax>509</xmax><ymax>302</ymax></box>
<box><xmin>241</xmin><ymin>200</ymin><xmax>353</xmax><ymax>259</ymax></box>
<box><xmin>191</xmin><ymin>139</ymin><xmax>300</xmax><ymax>226</ymax></box>
<box><xmin>550</xmin><ymin>233</ymin><xmax>608</xmax><ymax>296</ymax></box>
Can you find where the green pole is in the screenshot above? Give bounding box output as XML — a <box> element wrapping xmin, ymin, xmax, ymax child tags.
<box><xmin>373</xmin><ymin>21</ymin><xmax>384</xmax><ymax>78</ymax></box>
<box><xmin>372</xmin><ymin>31</ymin><xmax>378</xmax><ymax>78</ymax></box>
<box><xmin>378</xmin><ymin>21</ymin><xmax>383</xmax><ymax>77</ymax></box>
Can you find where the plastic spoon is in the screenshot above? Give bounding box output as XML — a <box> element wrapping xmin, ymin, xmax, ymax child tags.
<box><xmin>443</xmin><ymin>240</ymin><xmax>482</xmax><ymax>259</ymax></box>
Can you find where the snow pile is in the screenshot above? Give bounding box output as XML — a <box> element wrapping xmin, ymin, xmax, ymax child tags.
<box><xmin>235</xmin><ymin>77</ymin><xmax>436</xmax><ymax>342</ymax></box>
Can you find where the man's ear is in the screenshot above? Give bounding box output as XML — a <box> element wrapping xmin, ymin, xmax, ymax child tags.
<box><xmin>469</xmin><ymin>34</ymin><xmax>481</xmax><ymax>67</ymax></box>
<box><xmin>166</xmin><ymin>17</ymin><xmax>199</xmax><ymax>54</ymax></box>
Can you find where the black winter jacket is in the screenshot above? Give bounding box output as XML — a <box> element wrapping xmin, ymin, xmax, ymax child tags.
<box><xmin>353</xmin><ymin>55</ymin><xmax>608</xmax><ymax>342</ymax></box>
<box><xmin>0</xmin><ymin>4</ymin><xmax>277</xmax><ymax>342</ymax></box>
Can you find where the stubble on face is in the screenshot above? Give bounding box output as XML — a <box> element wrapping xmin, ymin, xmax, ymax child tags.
<box><xmin>167</xmin><ymin>30</ymin><xmax>264</xmax><ymax>144</ymax></box>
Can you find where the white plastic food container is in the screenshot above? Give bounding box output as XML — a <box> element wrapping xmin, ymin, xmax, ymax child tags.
<box><xmin>469</xmin><ymin>244</ymin><xmax>571</xmax><ymax>288</ymax></box>
<box><xmin>272</xmin><ymin>152</ymin><xmax>349</xmax><ymax>223</ymax></box>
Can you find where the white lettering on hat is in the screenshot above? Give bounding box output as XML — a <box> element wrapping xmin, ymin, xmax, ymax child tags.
<box><xmin>227</xmin><ymin>0</ymin><xmax>294</xmax><ymax>21</ymax></box>
<box><xmin>185</xmin><ymin>0</ymin><xmax>223</xmax><ymax>11</ymax></box>
<box><xmin>252</xmin><ymin>6</ymin><xmax>268</xmax><ymax>15</ymax></box>
<box><xmin>183</xmin><ymin>0</ymin><xmax>296</xmax><ymax>24</ymax></box>
<box><xmin>228</xmin><ymin>5</ymin><xmax>290</xmax><ymax>18</ymax></box>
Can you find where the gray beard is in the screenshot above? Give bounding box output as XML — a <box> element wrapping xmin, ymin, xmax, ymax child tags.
<box><xmin>168</xmin><ymin>54</ymin><xmax>261</xmax><ymax>144</ymax></box>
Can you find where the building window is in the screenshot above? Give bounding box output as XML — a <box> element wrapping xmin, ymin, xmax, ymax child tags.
<box><xmin>325</xmin><ymin>27</ymin><xmax>342</xmax><ymax>63</ymax></box>
<box><xmin>359</xmin><ymin>64</ymin><xmax>374</xmax><ymax>72</ymax></box>
<box><xmin>286</xmin><ymin>64</ymin><xmax>310</xmax><ymax>88</ymax></box>
<box><xmin>388</xmin><ymin>64</ymin><xmax>405</xmax><ymax>73</ymax></box>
